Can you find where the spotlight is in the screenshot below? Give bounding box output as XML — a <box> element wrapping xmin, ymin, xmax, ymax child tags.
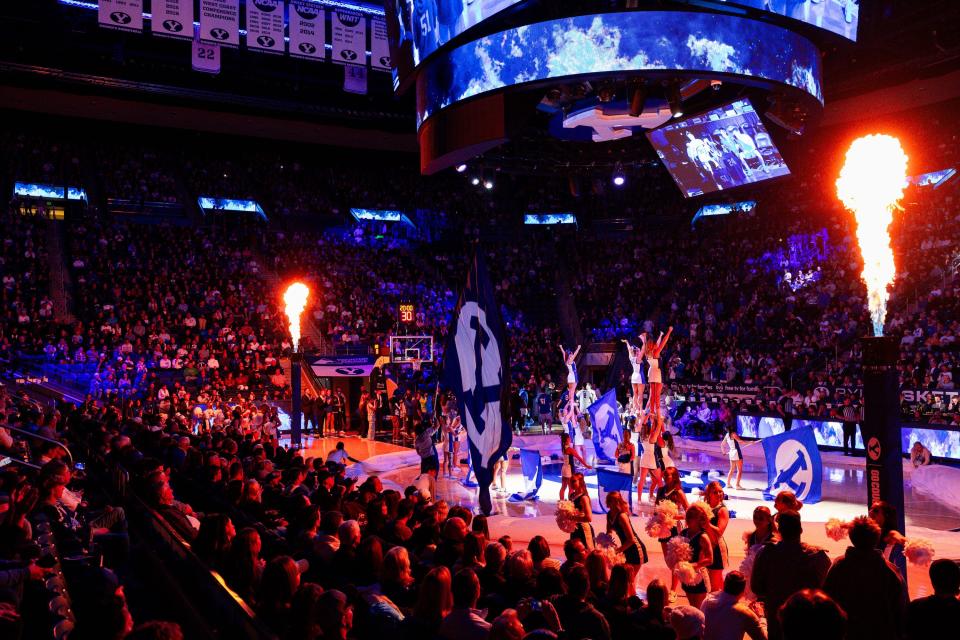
<box><xmin>629</xmin><ymin>82</ymin><xmax>647</xmax><ymax>118</ymax></box>
<box><xmin>482</xmin><ymin>168</ymin><xmax>495</xmax><ymax>190</ymax></box>
<box><xmin>710</xmin><ymin>79</ymin><xmax>722</xmax><ymax>91</ymax></box>
<box><xmin>456</xmin><ymin>163</ymin><xmax>467</xmax><ymax>173</ymax></box>
<box><xmin>668</xmin><ymin>82</ymin><xmax>684</xmax><ymax>119</ymax></box>
<box><xmin>612</xmin><ymin>163</ymin><xmax>625</xmax><ymax>187</ymax></box>
<box><xmin>471</xmin><ymin>176</ymin><xmax>480</xmax><ymax>186</ymax></box>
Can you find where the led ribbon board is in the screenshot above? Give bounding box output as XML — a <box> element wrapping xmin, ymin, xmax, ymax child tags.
<box><xmin>524</xmin><ymin>213</ymin><xmax>577</xmax><ymax>225</ymax></box>
<box><xmin>717</xmin><ymin>0</ymin><xmax>859</xmax><ymax>40</ymax></box>
<box><xmin>14</xmin><ymin>182</ymin><xmax>87</xmax><ymax>201</ymax></box>
<box><xmin>197</xmin><ymin>197</ymin><xmax>266</xmax><ymax>219</ymax></box>
<box><xmin>415</xmin><ymin>11</ymin><xmax>822</xmax><ymax>129</ymax></box>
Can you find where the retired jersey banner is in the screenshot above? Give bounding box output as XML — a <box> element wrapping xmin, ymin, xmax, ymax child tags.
<box><xmin>246</xmin><ymin>0</ymin><xmax>285</xmax><ymax>54</ymax></box>
<box><xmin>370</xmin><ymin>16</ymin><xmax>391</xmax><ymax>71</ymax></box>
<box><xmin>192</xmin><ymin>26</ymin><xmax>221</xmax><ymax>74</ymax></box>
<box><xmin>290</xmin><ymin>1</ymin><xmax>326</xmax><ymax>60</ymax></box>
<box><xmin>200</xmin><ymin>0</ymin><xmax>240</xmax><ymax>47</ymax></box>
<box><xmin>331</xmin><ymin>10</ymin><xmax>367</xmax><ymax>66</ymax></box>
<box><xmin>152</xmin><ymin>0</ymin><xmax>192</xmax><ymax>39</ymax></box>
<box><xmin>98</xmin><ymin>0</ymin><xmax>143</xmax><ymax>33</ymax></box>
<box><xmin>343</xmin><ymin>63</ymin><xmax>367</xmax><ymax>94</ymax></box>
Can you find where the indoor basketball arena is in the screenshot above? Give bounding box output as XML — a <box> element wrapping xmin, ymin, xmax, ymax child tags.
<box><xmin>1</xmin><ymin>2</ymin><xmax>959</xmax><ymax>639</ymax></box>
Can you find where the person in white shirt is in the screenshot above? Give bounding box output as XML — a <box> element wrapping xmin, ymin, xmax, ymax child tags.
<box><xmin>699</xmin><ymin>571</ymin><xmax>766</xmax><ymax>640</ymax></box>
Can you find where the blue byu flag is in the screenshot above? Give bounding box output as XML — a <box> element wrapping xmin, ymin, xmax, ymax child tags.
<box><xmin>761</xmin><ymin>426</ymin><xmax>823</xmax><ymax>504</ymax></box>
<box><xmin>442</xmin><ymin>252</ymin><xmax>512</xmax><ymax>515</ymax></box>
<box><xmin>509</xmin><ymin>449</ymin><xmax>543</xmax><ymax>502</ymax></box>
<box><xmin>587</xmin><ymin>388</ymin><xmax>623</xmax><ymax>464</ymax></box>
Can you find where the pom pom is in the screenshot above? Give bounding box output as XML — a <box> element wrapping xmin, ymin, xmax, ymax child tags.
<box><xmin>595</xmin><ymin>531</ymin><xmax>620</xmax><ymax>548</ymax></box>
<box><xmin>738</xmin><ymin>543</ymin><xmax>764</xmax><ymax>601</ymax></box>
<box><xmin>904</xmin><ymin>538</ymin><xmax>935</xmax><ymax>567</ymax></box>
<box><xmin>555</xmin><ymin>500</ymin><xmax>578</xmax><ymax>534</ymax></box>
<box><xmin>665</xmin><ymin>535</ymin><xmax>692</xmax><ymax>567</ymax></box>
<box><xmin>594</xmin><ymin>532</ymin><xmax>626</xmax><ymax>566</ymax></box>
<box><xmin>645</xmin><ymin>501</ymin><xmax>679</xmax><ymax>539</ymax></box>
<box><xmin>825</xmin><ymin>518</ymin><xmax>852</xmax><ymax>542</ymax></box>
<box><xmin>674</xmin><ymin>561</ymin><xmax>702</xmax><ymax>587</ymax></box>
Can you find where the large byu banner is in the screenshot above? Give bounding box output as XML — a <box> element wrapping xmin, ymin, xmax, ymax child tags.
<box><xmin>200</xmin><ymin>0</ymin><xmax>240</xmax><ymax>47</ymax></box>
<box><xmin>290</xmin><ymin>1</ymin><xmax>326</xmax><ymax>61</ymax></box>
<box><xmin>152</xmin><ymin>0</ymin><xmax>192</xmax><ymax>39</ymax></box>
<box><xmin>246</xmin><ymin>0</ymin><xmax>285</xmax><ymax>54</ymax></box>
<box><xmin>370</xmin><ymin>17</ymin><xmax>391</xmax><ymax>71</ymax></box>
<box><xmin>761</xmin><ymin>426</ymin><xmax>823</xmax><ymax>504</ymax></box>
<box><xmin>98</xmin><ymin>0</ymin><xmax>143</xmax><ymax>33</ymax></box>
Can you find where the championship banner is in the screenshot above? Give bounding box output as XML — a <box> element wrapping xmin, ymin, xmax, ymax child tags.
<box><xmin>245</xmin><ymin>0</ymin><xmax>285</xmax><ymax>54</ymax></box>
<box><xmin>442</xmin><ymin>252</ymin><xmax>512</xmax><ymax>516</ymax></box>
<box><xmin>98</xmin><ymin>0</ymin><xmax>143</xmax><ymax>33</ymax></box>
<box><xmin>152</xmin><ymin>0</ymin><xmax>193</xmax><ymax>39</ymax></box>
<box><xmin>370</xmin><ymin>17</ymin><xmax>391</xmax><ymax>71</ymax></box>
<box><xmin>587</xmin><ymin>388</ymin><xmax>623</xmax><ymax>464</ymax></box>
<box><xmin>331</xmin><ymin>10</ymin><xmax>367</xmax><ymax>66</ymax></box>
<box><xmin>192</xmin><ymin>26</ymin><xmax>221</xmax><ymax>74</ymax></box>
<box><xmin>200</xmin><ymin>0</ymin><xmax>240</xmax><ymax>47</ymax></box>
<box><xmin>761</xmin><ymin>426</ymin><xmax>823</xmax><ymax>504</ymax></box>
<box><xmin>290</xmin><ymin>1</ymin><xmax>326</xmax><ymax>61</ymax></box>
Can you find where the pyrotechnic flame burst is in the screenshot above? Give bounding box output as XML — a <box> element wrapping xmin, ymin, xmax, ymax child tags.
<box><xmin>835</xmin><ymin>134</ymin><xmax>909</xmax><ymax>336</ymax></box>
<box><xmin>283</xmin><ymin>282</ymin><xmax>310</xmax><ymax>352</ymax></box>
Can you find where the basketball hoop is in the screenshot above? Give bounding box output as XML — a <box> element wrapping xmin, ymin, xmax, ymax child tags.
<box><xmin>411</xmin><ymin>358</ymin><xmax>422</xmax><ymax>372</ymax></box>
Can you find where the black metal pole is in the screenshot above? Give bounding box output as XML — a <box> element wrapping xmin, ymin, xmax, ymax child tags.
<box><xmin>291</xmin><ymin>352</ymin><xmax>302</xmax><ymax>450</ymax></box>
<box><xmin>861</xmin><ymin>336</ymin><xmax>907</xmax><ymax>577</ymax></box>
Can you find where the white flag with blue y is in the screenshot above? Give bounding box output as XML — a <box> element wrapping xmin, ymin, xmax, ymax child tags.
<box><xmin>442</xmin><ymin>252</ymin><xmax>512</xmax><ymax>514</ymax></box>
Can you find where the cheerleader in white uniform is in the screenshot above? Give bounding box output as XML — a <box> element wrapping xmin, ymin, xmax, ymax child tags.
<box><xmin>644</xmin><ymin>327</ymin><xmax>673</xmax><ymax>421</ymax></box>
<box><xmin>637</xmin><ymin>414</ymin><xmax>670</xmax><ymax>502</ymax></box>
<box><xmin>721</xmin><ymin>424</ymin><xmax>755</xmax><ymax>490</ymax></box>
<box><xmin>621</xmin><ymin>336</ymin><xmax>647</xmax><ymax>413</ymax></box>
<box><xmin>558</xmin><ymin>343</ymin><xmax>582</xmax><ymax>409</ymax></box>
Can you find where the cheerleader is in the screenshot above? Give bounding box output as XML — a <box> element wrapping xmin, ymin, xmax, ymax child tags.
<box><xmin>637</xmin><ymin>414</ymin><xmax>672</xmax><ymax>502</ymax></box>
<box><xmin>558</xmin><ymin>343</ymin><xmax>582</xmax><ymax>409</ymax></box>
<box><xmin>745</xmin><ymin>506</ymin><xmax>778</xmax><ymax>548</ymax></box>
<box><xmin>703</xmin><ymin>480</ymin><xmax>730</xmax><ymax>592</ymax></box>
<box><xmin>679</xmin><ymin>503</ymin><xmax>715</xmax><ymax>608</ymax></box>
<box><xmin>560</xmin><ymin>400</ymin><xmax>588</xmax><ymax>465</ymax></box>
<box><xmin>491</xmin><ymin>447</ymin><xmax>517</xmax><ymax>496</ymax></box>
<box><xmin>568</xmin><ymin>472</ymin><xmax>596</xmax><ymax>550</ymax></box>
<box><xmin>773</xmin><ymin>490</ymin><xmax>803</xmax><ymax>515</ymax></box>
<box><xmin>720</xmin><ymin>424</ymin><xmax>756</xmax><ymax>490</ymax></box>
<box><xmin>644</xmin><ymin>327</ymin><xmax>673</xmax><ymax>420</ymax></box>
<box><xmin>655</xmin><ymin>466</ymin><xmax>689</xmax><ymax>601</ymax></box>
<box><xmin>605</xmin><ymin>490</ymin><xmax>647</xmax><ymax>588</ymax></box>
<box><xmin>870</xmin><ymin>500</ymin><xmax>907</xmax><ymax>577</ymax></box>
<box><xmin>621</xmin><ymin>336</ymin><xmax>647</xmax><ymax>413</ymax></box>
<box><xmin>442</xmin><ymin>407</ymin><xmax>462</xmax><ymax>477</ymax></box>
<box><xmin>559</xmin><ymin>432</ymin><xmax>592</xmax><ymax>501</ymax></box>
<box><xmin>615</xmin><ymin>429</ymin><xmax>636</xmax><ymax>476</ymax></box>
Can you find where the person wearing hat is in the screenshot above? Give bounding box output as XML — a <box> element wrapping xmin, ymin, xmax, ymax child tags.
<box><xmin>670</xmin><ymin>604</ymin><xmax>706</xmax><ymax>640</ymax></box>
<box><xmin>699</xmin><ymin>571</ymin><xmax>766</xmax><ymax>640</ymax></box>
<box><xmin>69</xmin><ymin>567</ymin><xmax>133</xmax><ymax>640</ymax></box>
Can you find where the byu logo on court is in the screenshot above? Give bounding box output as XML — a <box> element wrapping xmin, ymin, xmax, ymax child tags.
<box><xmin>772</xmin><ymin>439</ymin><xmax>814</xmax><ymax>500</ymax></box>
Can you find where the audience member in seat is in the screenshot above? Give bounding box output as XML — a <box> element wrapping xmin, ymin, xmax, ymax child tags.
<box><xmin>777</xmin><ymin>589</ymin><xmax>846</xmax><ymax>640</ymax></box>
<box><xmin>822</xmin><ymin>516</ymin><xmax>906</xmax><ymax>640</ymax></box>
<box><xmin>904</xmin><ymin>558</ymin><xmax>960</xmax><ymax>639</ymax></box>
<box><xmin>221</xmin><ymin>527</ymin><xmax>263</xmax><ymax>603</ymax></box>
<box><xmin>439</xmin><ymin>568</ymin><xmax>492</xmax><ymax>640</ymax></box>
<box><xmin>699</xmin><ymin>571</ymin><xmax>766</xmax><ymax>640</ymax></box>
<box><xmin>147</xmin><ymin>476</ymin><xmax>198</xmax><ymax>542</ymax></box>
<box><xmin>750</xmin><ymin>510</ymin><xmax>830</xmax><ymax>640</ymax></box>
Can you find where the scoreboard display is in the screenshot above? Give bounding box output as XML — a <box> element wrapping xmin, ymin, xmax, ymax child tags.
<box><xmin>399</xmin><ymin>302</ymin><xmax>415</xmax><ymax>324</ymax></box>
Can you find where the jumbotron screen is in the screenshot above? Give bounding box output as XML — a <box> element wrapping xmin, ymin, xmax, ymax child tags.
<box><xmin>393</xmin><ymin>0</ymin><xmax>523</xmax><ymax>66</ymax></box>
<box><xmin>647</xmin><ymin>99</ymin><xmax>791</xmax><ymax>198</ymax></box>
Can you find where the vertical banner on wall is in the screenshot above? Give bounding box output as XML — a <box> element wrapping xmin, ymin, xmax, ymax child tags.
<box><xmin>200</xmin><ymin>0</ymin><xmax>240</xmax><ymax>47</ymax></box>
<box><xmin>192</xmin><ymin>26</ymin><xmax>222</xmax><ymax>74</ymax></box>
<box><xmin>289</xmin><ymin>1</ymin><xmax>326</xmax><ymax>61</ymax></box>
<box><xmin>370</xmin><ymin>17</ymin><xmax>391</xmax><ymax>71</ymax></box>
<box><xmin>246</xmin><ymin>0</ymin><xmax>286</xmax><ymax>54</ymax></box>
<box><xmin>152</xmin><ymin>0</ymin><xmax>193</xmax><ymax>39</ymax></box>
<box><xmin>98</xmin><ymin>0</ymin><xmax>144</xmax><ymax>33</ymax></box>
<box><xmin>331</xmin><ymin>10</ymin><xmax>367</xmax><ymax>65</ymax></box>
<box><xmin>343</xmin><ymin>64</ymin><xmax>368</xmax><ymax>95</ymax></box>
